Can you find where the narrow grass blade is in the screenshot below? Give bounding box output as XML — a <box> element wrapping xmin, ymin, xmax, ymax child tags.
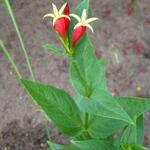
<box><xmin>0</xmin><ymin>40</ymin><xmax>22</xmax><ymax>79</ymax></box>
<box><xmin>3</xmin><ymin>0</ymin><xmax>35</xmax><ymax>81</ymax></box>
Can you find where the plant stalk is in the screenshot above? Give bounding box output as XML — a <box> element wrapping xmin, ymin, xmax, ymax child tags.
<box><xmin>84</xmin><ymin>112</ymin><xmax>89</xmax><ymax>130</ymax></box>
<box><xmin>0</xmin><ymin>40</ymin><xmax>22</xmax><ymax>79</ymax></box>
<box><xmin>3</xmin><ymin>0</ymin><xmax>35</xmax><ymax>81</ymax></box>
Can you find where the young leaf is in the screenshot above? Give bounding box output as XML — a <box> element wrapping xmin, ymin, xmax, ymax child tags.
<box><xmin>116</xmin><ymin>96</ymin><xmax>150</xmax><ymax>119</ymax></box>
<box><xmin>70</xmin><ymin>34</ymin><xmax>107</xmax><ymax>97</ymax></box>
<box><xmin>70</xmin><ymin>58</ymin><xmax>107</xmax><ymax>97</ymax></box>
<box><xmin>21</xmin><ymin>79</ymin><xmax>83</xmax><ymax>136</ymax></box>
<box><xmin>72</xmin><ymin>139</ymin><xmax>115</xmax><ymax>150</ymax></box>
<box><xmin>43</xmin><ymin>43</ymin><xmax>66</xmax><ymax>56</ymax></box>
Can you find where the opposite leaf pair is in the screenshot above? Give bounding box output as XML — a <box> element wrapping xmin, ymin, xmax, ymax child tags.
<box><xmin>43</xmin><ymin>2</ymin><xmax>98</xmax><ymax>49</ymax></box>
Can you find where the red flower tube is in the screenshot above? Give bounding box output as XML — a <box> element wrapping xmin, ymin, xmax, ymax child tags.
<box><xmin>70</xmin><ymin>9</ymin><xmax>98</xmax><ymax>47</ymax></box>
<box><xmin>72</xmin><ymin>26</ymin><xmax>86</xmax><ymax>47</ymax></box>
<box><xmin>43</xmin><ymin>2</ymin><xmax>70</xmax><ymax>42</ymax></box>
<box><xmin>63</xmin><ymin>1</ymin><xmax>70</xmax><ymax>15</ymax></box>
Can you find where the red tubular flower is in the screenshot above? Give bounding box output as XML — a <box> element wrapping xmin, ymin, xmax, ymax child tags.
<box><xmin>53</xmin><ymin>17</ymin><xmax>68</xmax><ymax>39</ymax></box>
<box><xmin>43</xmin><ymin>2</ymin><xmax>70</xmax><ymax>42</ymax></box>
<box><xmin>70</xmin><ymin>9</ymin><xmax>99</xmax><ymax>47</ymax></box>
<box><xmin>72</xmin><ymin>26</ymin><xmax>86</xmax><ymax>47</ymax></box>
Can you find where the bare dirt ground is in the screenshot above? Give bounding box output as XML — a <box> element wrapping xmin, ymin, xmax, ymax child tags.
<box><xmin>0</xmin><ymin>0</ymin><xmax>150</xmax><ymax>149</ymax></box>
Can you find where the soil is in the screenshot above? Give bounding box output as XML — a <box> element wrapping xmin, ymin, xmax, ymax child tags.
<box><xmin>0</xmin><ymin>116</ymin><xmax>69</xmax><ymax>150</ymax></box>
<box><xmin>0</xmin><ymin>0</ymin><xmax>150</xmax><ymax>149</ymax></box>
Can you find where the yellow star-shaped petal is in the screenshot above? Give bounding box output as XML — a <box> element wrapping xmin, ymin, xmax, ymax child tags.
<box><xmin>70</xmin><ymin>9</ymin><xmax>99</xmax><ymax>32</ymax></box>
<box><xmin>43</xmin><ymin>3</ymin><xmax>70</xmax><ymax>26</ymax></box>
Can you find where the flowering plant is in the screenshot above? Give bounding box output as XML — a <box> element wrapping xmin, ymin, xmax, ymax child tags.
<box><xmin>20</xmin><ymin>0</ymin><xmax>150</xmax><ymax>149</ymax></box>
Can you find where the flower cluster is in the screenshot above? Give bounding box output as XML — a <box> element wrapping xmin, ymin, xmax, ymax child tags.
<box><xmin>43</xmin><ymin>1</ymin><xmax>98</xmax><ymax>54</ymax></box>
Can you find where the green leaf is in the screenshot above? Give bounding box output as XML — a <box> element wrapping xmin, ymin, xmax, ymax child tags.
<box><xmin>116</xmin><ymin>96</ymin><xmax>150</xmax><ymax>119</ymax></box>
<box><xmin>73</xmin><ymin>33</ymin><xmax>96</xmax><ymax>62</ymax></box>
<box><xmin>121</xmin><ymin>115</ymin><xmax>144</xmax><ymax>145</ymax></box>
<box><xmin>72</xmin><ymin>139</ymin><xmax>115</xmax><ymax>150</ymax></box>
<box><xmin>21</xmin><ymin>79</ymin><xmax>83</xmax><ymax>136</ymax></box>
<box><xmin>74</xmin><ymin>0</ymin><xmax>90</xmax><ymax>16</ymax></box>
<box><xmin>88</xmin><ymin>115</ymin><xmax>126</xmax><ymax>138</ymax></box>
<box><xmin>121</xmin><ymin>122</ymin><xmax>137</xmax><ymax>145</ymax></box>
<box><xmin>116</xmin><ymin>96</ymin><xmax>150</xmax><ymax>145</ymax></box>
<box><xmin>48</xmin><ymin>141</ymin><xmax>64</xmax><ymax>150</ymax></box>
<box><xmin>74</xmin><ymin>89</ymin><xmax>133</xmax><ymax>124</ymax></box>
<box><xmin>70</xmin><ymin>52</ymin><xmax>107</xmax><ymax>96</ymax></box>
<box><xmin>121</xmin><ymin>144</ymin><xmax>149</xmax><ymax>150</ymax></box>
<box><xmin>43</xmin><ymin>44</ymin><xmax>65</xmax><ymax>56</ymax></box>
<box><xmin>130</xmin><ymin>145</ymin><xmax>149</xmax><ymax>150</ymax></box>
<box><xmin>47</xmin><ymin>141</ymin><xmax>80</xmax><ymax>150</ymax></box>
<box><xmin>70</xmin><ymin>34</ymin><xmax>107</xmax><ymax>96</ymax></box>
<box><xmin>136</xmin><ymin>115</ymin><xmax>144</xmax><ymax>145</ymax></box>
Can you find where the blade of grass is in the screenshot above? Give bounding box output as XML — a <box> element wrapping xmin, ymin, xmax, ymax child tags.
<box><xmin>2</xmin><ymin>0</ymin><xmax>52</xmax><ymax>140</ymax></box>
<box><xmin>0</xmin><ymin>40</ymin><xmax>22</xmax><ymax>79</ymax></box>
<box><xmin>3</xmin><ymin>0</ymin><xmax>35</xmax><ymax>81</ymax></box>
<box><xmin>0</xmin><ymin>40</ymin><xmax>51</xmax><ymax>140</ymax></box>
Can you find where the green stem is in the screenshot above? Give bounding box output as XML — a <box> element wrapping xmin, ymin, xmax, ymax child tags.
<box><xmin>58</xmin><ymin>34</ymin><xmax>74</xmax><ymax>56</ymax></box>
<box><xmin>3</xmin><ymin>0</ymin><xmax>35</xmax><ymax>81</ymax></box>
<box><xmin>84</xmin><ymin>112</ymin><xmax>89</xmax><ymax>130</ymax></box>
<box><xmin>0</xmin><ymin>40</ymin><xmax>22</xmax><ymax>79</ymax></box>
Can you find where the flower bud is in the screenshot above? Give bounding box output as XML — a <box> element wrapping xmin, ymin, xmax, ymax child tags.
<box><xmin>70</xmin><ymin>9</ymin><xmax>98</xmax><ymax>47</ymax></box>
<box><xmin>43</xmin><ymin>2</ymin><xmax>70</xmax><ymax>42</ymax></box>
<box><xmin>72</xmin><ymin>26</ymin><xmax>86</xmax><ymax>47</ymax></box>
<box><xmin>54</xmin><ymin>17</ymin><xmax>68</xmax><ymax>39</ymax></box>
